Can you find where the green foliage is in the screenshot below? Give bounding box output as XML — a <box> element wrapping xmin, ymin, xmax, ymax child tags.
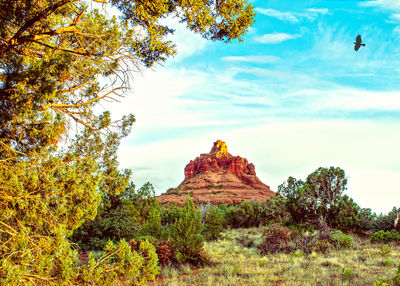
<box><xmin>342</xmin><ymin>267</ymin><xmax>356</xmax><ymax>281</ymax></box>
<box><xmin>277</xmin><ymin>167</ymin><xmax>372</xmax><ymax>233</ymax></box>
<box><xmin>330</xmin><ymin>195</ymin><xmax>375</xmax><ymax>233</ymax></box>
<box><xmin>373</xmin><ymin>207</ymin><xmax>400</xmax><ymax>232</ymax></box>
<box><xmin>223</xmin><ymin>201</ymin><xmax>264</xmax><ymax>228</ymax></box>
<box><xmin>374</xmin><ymin>280</ymin><xmax>390</xmax><ymax>286</ymax></box>
<box><xmin>371</xmin><ymin>230</ymin><xmax>400</xmax><ymax>243</ymax></box>
<box><xmin>170</xmin><ymin>197</ymin><xmax>205</xmax><ymax>265</ymax></box>
<box><xmin>379</xmin><ymin>244</ymin><xmax>392</xmax><ymax>256</ymax></box>
<box><xmin>161</xmin><ymin>203</ymin><xmax>184</xmax><ymax>226</ymax></box>
<box><xmin>78</xmin><ymin>239</ymin><xmax>159</xmax><ymax>285</ymax></box>
<box><xmin>331</xmin><ymin>230</ymin><xmax>353</xmax><ymax>249</ymax></box>
<box><xmin>203</xmin><ymin>206</ymin><xmax>224</xmax><ymax>241</ymax></box>
<box><xmin>141</xmin><ymin>202</ymin><xmax>162</xmax><ymax>238</ymax></box>
<box><xmin>383</xmin><ymin>258</ymin><xmax>394</xmax><ymax>267</ymax></box>
<box><xmin>71</xmin><ymin>183</ymin><xmax>140</xmax><ymax>250</ymax></box>
<box><xmin>259</xmin><ymin>196</ymin><xmax>291</xmax><ymax>225</ymax></box>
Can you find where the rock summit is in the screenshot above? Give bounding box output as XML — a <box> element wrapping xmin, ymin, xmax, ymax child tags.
<box><xmin>157</xmin><ymin>140</ymin><xmax>275</xmax><ymax>205</ymax></box>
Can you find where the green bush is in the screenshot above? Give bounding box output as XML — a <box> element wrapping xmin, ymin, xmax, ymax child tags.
<box><xmin>342</xmin><ymin>267</ymin><xmax>356</xmax><ymax>281</ymax></box>
<box><xmin>331</xmin><ymin>230</ymin><xmax>353</xmax><ymax>249</ymax></box>
<box><xmin>383</xmin><ymin>258</ymin><xmax>394</xmax><ymax>267</ymax></box>
<box><xmin>77</xmin><ymin>239</ymin><xmax>159</xmax><ymax>285</ymax></box>
<box><xmin>379</xmin><ymin>244</ymin><xmax>391</xmax><ymax>256</ymax></box>
<box><xmin>170</xmin><ymin>197</ymin><xmax>205</xmax><ymax>265</ymax></box>
<box><xmin>203</xmin><ymin>206</ymin><xmax>224</xmax><ymax>241</ymax></box>
<box><xmin>312</xmin><ymin>238</ymin><xmax>332</xmax><ymax>254</ymax></box>
<box><xmin>371</xmin><ymin>230</ymin><xmax>400</xmax><ymax>243</ymax></box>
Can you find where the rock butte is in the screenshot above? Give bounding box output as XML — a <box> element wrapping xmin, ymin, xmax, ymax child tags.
<box><xmin>156</xmin><ymin>140</ymin><xmax>276</xmax><ymax>205</ymax></box>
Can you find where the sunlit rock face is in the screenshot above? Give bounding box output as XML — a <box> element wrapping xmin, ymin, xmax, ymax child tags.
<box><xmin>157</xmin><ymin>140</ymin><xmax>275</xmax><ymax>205</ymax></box>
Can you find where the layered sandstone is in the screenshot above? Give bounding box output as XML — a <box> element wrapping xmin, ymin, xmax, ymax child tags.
<box><xmin>157</xmin><ymin>140</ymin><xmax>275</xmax><ymax>205</ymax></box>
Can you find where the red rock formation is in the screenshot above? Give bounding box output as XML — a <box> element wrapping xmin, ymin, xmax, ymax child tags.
<box><xmin>157</xmin><ymin>140</ymin><xmax>275</xmax><ymax>205</ymax></box>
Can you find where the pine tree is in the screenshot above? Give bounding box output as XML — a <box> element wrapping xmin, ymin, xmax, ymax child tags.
<box><xmin>171</xmin><ymin>197</ymin><xmax>204</xmax><ymax>264</ymax></box>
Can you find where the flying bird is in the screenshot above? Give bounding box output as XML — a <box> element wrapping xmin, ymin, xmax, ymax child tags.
<box><xmin>354</xmin><ymin>35</ymin><xmax>365</xmax><ymax>51</ymax></box>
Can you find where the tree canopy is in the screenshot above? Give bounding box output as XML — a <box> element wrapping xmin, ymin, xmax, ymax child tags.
<box><xmin>0</xmin><ymin>0</ymin><xmax>255</xmax><ymax>283</ymax></box>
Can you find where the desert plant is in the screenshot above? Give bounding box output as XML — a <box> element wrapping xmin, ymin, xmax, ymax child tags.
<box><xmin>78</xmin><ymin>239</ymin><xmax>159</xmax><ymax>285</ymax></box>
<box><xmin>379</xmin><ymin>244</ymin><xmax>392</xmax><ymax>256</ymax></box>
<box><xmin>203</xmin><ymin>206</ymin><xmax>224</xmax><ymax>241</ymax></box>
<box><xmin>372</xmin><ymin>230</ymin><xmax>400</xmax><ymax>243</ymax></box>
<box><xmin>342</xmin><ymin>267</ymin><xmax>356</xmax><ymax>281</ymax></box>
<box><xmin>331</xmin><ymin>230</ymin><xmax>353</xmax><ymax>249</ymax></box>
<box><xmin>383</xmin><ymin>258</ymin><xmax>394</xmax><ymax>267</ymax></box>
<box><xmin>257</xmin><ymin>224</ymin><xmax>293</xmax><ymax>254</ymax></box>
<box><xmin>170</xmin><ymin>197</ymin><xmax>205</xmax><ymax>265</ymax></box>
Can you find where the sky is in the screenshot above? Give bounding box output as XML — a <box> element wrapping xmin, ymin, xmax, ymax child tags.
<box><xmin>105</xmin><ymin>0</ymin><xmax>400</xmax><ymax>214</ymax></box>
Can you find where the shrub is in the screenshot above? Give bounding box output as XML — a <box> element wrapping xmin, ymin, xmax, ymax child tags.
<box><xmin>373</xmin><ymin>207</ymin><xmax>400</xmax><ymax>232</ymax></box>
<box><xmin>312</xmin><ymin>238</ymin><xmax>332</xmax><ymax>254</ymax></box>
<box><xmin>170</xmin><ymin>197</ymin><xmax>205</xmax><ymax>265</ymax></box>
<box><xmin>331</xmin><ymin>230</ymin><xmax>353</xmax><ymax>249</ymax></box>
<box><xmin>371</xmin><ymin>230</ymin><xmax>400</xmax><ymax>243</ymax></box>
<box><xmin>141</xmin><ymin>204</ymin><xmax>163</xmax><ymax>238</ymax></box>
<box><xmin>222</xmin><ymin>201</ymin><xmax>264</xmax><ymax>228</ymax></box>
<box><xmin>379</xmin><ymin>244</ymin><xmax>391</xmax><ymax>256</ymax></box>
<box><xmin>203</xmin><ymin>206</ymin><xmax>224</xmax><ymax>241</ymax></box>
<box><xmin>257</xmin><ymin>224</ymin><xmax>293</xmax><ymax>255</ymax></box>
<box><xmin>78</xmin><ymin>239</ymin><xmax>159</xmax><ymax>285</ymax></box>
<box><xmin>383</xmin><ymin>258</ymin><xmax>394</xmax><ymax>267</ymax></box>
<box><xmin>342</xmin><ymin>267</ymin><xmax>356</xmax><ymax>281</ymax></box>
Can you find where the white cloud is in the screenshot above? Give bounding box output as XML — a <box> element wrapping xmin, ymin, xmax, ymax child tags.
<box><xmin>391</xmin><ymin>13</ymin><xmax>400</xmax><ymax>21</ymax></box>
<box><xmin>254</xmin><ymin>32</ymin><xmax>300</xmax><ymax>44</ymax></box>
<box><xmin>301</xmin><ymin>8</ymin><xmax>330</xmax><ymax>20</ymax></box>
<box><xmin>256</xmin><ymin>7</ymin><xmax>329</xmax><ymax>23</ymax></box>
<box><xmin>221</xmin><ymin>55</ymin><xmax>279</xmax><ymax>64</ymax></box>
<box><xmin>256</xmin><ymin>8</ymin><xmax>299</xmax><ymax>23</ymax></box>
<box><xmin>312</xmin><ymin>89</ymin><xmax>400</xmax><ymax>111</ymax></box>
<box><xmin>361</xmin><ymin>0</ymin><xmax>400</xmax><ymax>10</ymax></box>
<box><xmin>306</xmin><ymin>8</ymin><xmax>329</xmax><ymax>14</ymax></box>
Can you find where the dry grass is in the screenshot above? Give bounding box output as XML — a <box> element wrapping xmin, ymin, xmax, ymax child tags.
<box><xmin>152</xmin><ymin>228</ymin><xmax>400</xmax><ymax>286</ymax></box>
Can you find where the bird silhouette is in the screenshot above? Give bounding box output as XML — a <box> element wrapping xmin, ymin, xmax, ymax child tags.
<box><xmin>354</xmin><ymin>35</ymin><xmax>365</xmax><ymax>51</ymax></box>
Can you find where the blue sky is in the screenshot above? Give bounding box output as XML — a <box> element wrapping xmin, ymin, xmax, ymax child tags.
<box><xmin>107</xmin><ymin>0</ymin><xmax>400</xmax><ymax>214</ymax></box>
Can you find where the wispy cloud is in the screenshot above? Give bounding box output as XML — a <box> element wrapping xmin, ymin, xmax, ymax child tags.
<box><xmin>256</xmin><ymin>7</ymin><xmax>329</xmax><ymax>23</ymax></box>
<box><xmin>254</xmin><ymin>32</ymin><xmax>300</xmax><ymax>44</ymax></box>
<box><xmin>361</xmin><ymin>0</ymin><xmax>400</xmax><ymax>10</ymax></box>
<box><xmin>221</xmin><ymin>55</ymin><xmax>279</xmax><ymax>64</ymax></box>
<box><xmin>361</xmin><ymin>0</ymin><xmax>400</xmax><ymax>23</ymax></box>
<box><xmin>256</xmin><ymin>8</ymin><xmax>299</xmax><ymax>23</ymax></box>
<box><xmin>303</xmin><ymin>8</ymin><xmax>330</xmax><ymax>20</ymax></box>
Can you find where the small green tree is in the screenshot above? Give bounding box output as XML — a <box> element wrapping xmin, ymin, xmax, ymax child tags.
<box><xmin>306</xmin><ymin>167</ymin><xmax>347</xmax><ymax>225</ymax></box>
<box><xmin>203</xmin><ymin>205</ymin><xmax>224</xmax><ymax>241</ymax></box>
<box><xmin>171</xmin><ymin>197</ymin><xmax>204</xmax><ymax>264</ymax></box>
<box><xmin>141</xmin><ymin>203</ymin><xmax>162</xmax><ymax>238</ymax></box>
<box><xmin>278</xmin><ymin>167</ymin><xmax>348</xmax><ymax>229</ymax></box>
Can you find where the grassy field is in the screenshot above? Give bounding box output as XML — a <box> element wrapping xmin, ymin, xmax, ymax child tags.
<box><xmin>152</xmin><ymin>228</ymin><xmax>400</xmax><ymax>286</ymax></box>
